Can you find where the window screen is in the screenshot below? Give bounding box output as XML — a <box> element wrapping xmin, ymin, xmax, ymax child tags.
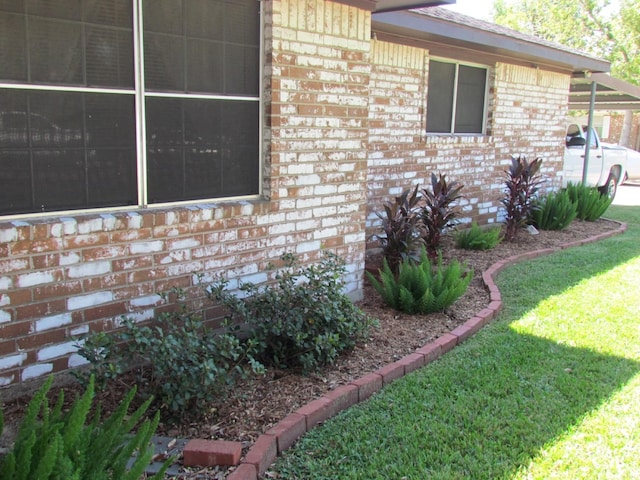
<box><xmin>0</xmin><ymin>0</ymin><xmax>260</xmax><ymax>217</ymax></box>
<box><xmin>426</xmin><ymin>59</ymin><xmax>487</xmax><ymax>135</ymax></box>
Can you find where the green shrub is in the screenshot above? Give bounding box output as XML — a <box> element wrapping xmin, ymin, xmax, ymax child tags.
<box><xmin>530</xmin><ymin>189</ymin><xmax>578</xmax><ymax>230</ymax></box>
<box><xmin>501</xmin><ymin>155</ymin><xmax>544</xmax><ymax>241</ymax></box>
<box><xmin>208</xmin><ymin>252</ymin><xmax>375</xmax><ymax>372</ymax></box>
<box><xmin>419</xmin><ymin>173</ymin><xmax>464</xmax><ymax>258</ymax></box>
<box><xmin>0</xmin><ymin>376</ymin><xmax>169</xmax><ymax>480</ymax></box>
<box><xmin>366</xmin><ymin>247</ymin><xmax>473</xmax><ymax>315</ymax></box>
<box><xmin>454</xmin><ymin>222</ymin><xmax>503</xmax><ymax>250</ymax></box>
<box><xmin>372</xmin><ymin>185</ymin><xmax>423</xmax><ymax>274</ymax></box>
<box><xmin>75</xmin><ymin>288</ymin><xmax>263</xmax><ymax>419</ymax></box>
<box><xmin>566</xmin><ymin>182</ymin><xmax>612</xmax><ymax>221</ymax></box>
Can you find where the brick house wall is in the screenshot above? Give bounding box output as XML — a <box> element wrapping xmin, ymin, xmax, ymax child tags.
<box><xmin>366</xmin><ymin>43</ymin><xmax>569</xmax><ymax>249</ymax></box>
<box><xmin>0</xmin><ymin>0</ymin><xmax>572</xmax><ymax>391</ymax></box>
<box><xmin>603</xmin><ymin>112</ymin><xmax>640</xmax><ymax>150</ymax></box>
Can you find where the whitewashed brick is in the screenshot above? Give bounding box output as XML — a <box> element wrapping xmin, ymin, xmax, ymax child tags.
<box><xmin>127</xmin><ymin>212</ymin><xmax>143</xmax><ymax>229</ymax></box>
<box><xmin>70</xmin><ymin>324</ymin><xmax>89</xmax><ymax>336</ymax></box>
<box><xmin>0</xmin><ymin>310</ymin><xmax>10</xmax><ymax>324</ymax></box>
<box><xmin>17</xmin><ymin>270</ymin><xmax>55</xmax><ymax>288</ymax></box>
<box><xmin>296</xmin><ymin>240</ymin><xmax>321</xmax><ymax>254</ymax></box>
<box><xmin>0</xmin><ymin>277</ymin><xmax>11</xmax><ymax>291</ymax></box>
<box><xmin>130</xmin><ymin>240</ymin><xmax>164</xmax><ymax>254</ymax></box>
<box><xmin>122</xmin><ymin>308</ymin><xmax>155</xmax><ymax>324</ymax></box>
<box><xmin>0</xmin><ymin>353</ymin><xmax>27</xmax><ymax>370</ymax></box>
<box><xmin>67</xmin><ymin>291</ymin><xmax>113</xmax><ymax>311</ymax></box>
<box><xmin>22</xmin><ymin>363</ymin><xmax>53</xmax><ymax>381</ymax></box>
<box><xmin>0</xmin><ymin>294</ymin><xmax>8</xmax><ymax>307</ymax></box>
<box><xmin>38</xmin><ymin>341</ymin><xmax>78</xmax><ymax>361</ymax></box>
<box><xmin>0</xmin><ymin>227</ymin><xmax>18</xmax><ymax>243</ymax></box>
<box><xmin>78</xmin><ymin>217</ymin><xmax>103</xmax><ymax>234</ymax></box>
<box><xmin>60</xmin><ymin>218</ymin><xmax>78</xmax><ymax>235</ymax></box>
<box><xmin>67</xmin><ymin>261</ymin><xmax>111</xmax><ymax>279</ymax></box>
<box><xmin>68</xmin><ymin>354</ymin><xmax>90</xmax><ymax>368</ymax></box>
<box><xmin>35</xmin><ymin>313</ymin><xmax>73</xmax><ymax>332</ymax></box>
<box><xmin>130</xmin><ymin>294</ymin><xmax>162</xmax><ymax>308</ymax></box>
<box><xmin>60</xmin><ymin>252</ymin><xmax>81</xmax><ymax>266</ymax></box>
<box><xmin>0</xmin><ymin>375</ymin><xmax>14</xmax><ymax>387</ymax></box>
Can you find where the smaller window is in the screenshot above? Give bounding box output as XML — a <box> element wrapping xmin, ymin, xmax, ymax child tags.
<box><xmin>426</xmin><ymin>59</ymin><xmax>488</xmax><ymax>134</ymax></box>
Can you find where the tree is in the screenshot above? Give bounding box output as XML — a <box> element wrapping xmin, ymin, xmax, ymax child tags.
<box><xmin>492</xmin><ymin>0</ymin><xmax>640</xmax><ymax>146</ymax></box>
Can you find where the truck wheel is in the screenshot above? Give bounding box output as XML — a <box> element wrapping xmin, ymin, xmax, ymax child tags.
<box><xmin>599</xmin><ymin>175</ymin><xmax>618</xmax><ymax>200</ymax></box>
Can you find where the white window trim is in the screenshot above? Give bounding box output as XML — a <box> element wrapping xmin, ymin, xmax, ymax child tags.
<box><xmin>427</xmin><ymin>57</ymin><xmax>490</xmax><ymax>136</ymax></box>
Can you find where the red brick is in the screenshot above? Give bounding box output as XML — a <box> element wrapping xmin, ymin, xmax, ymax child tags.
<box><xmin>34</xmin><ymin>281</ymin><xmax>83</xmax><ymax>301</ymax></box>
<box><xmin>375</xmin><ymin>361</ymin><xmax>405</xmax><ymax>386</ymax></box>
<box><xmin>83</xmin><ymin>302</ymin><xmax>128</xmax><ymax>322</ymax></box>
<box><xmin>434</xmin><ymin>333</ymin><xmax>458</xmax><ymax>354</ymax></box>
<box><xmin>244</xmin><ymin>435</ymin><xmax>277</xmax><ymax>477</ymax></box>
<box><xmin>265</xmin><ymin>413</ymin><xmax>307</xmax><ymax>453</ymax></box>
<box><xmin>487</xmin><ymin>300</ymin><xmax>502</xmax><ymax>314</ymax></box>
<box><xmin>323</xmin><ymin>384</ymin><xmax>359</xmax><ymax>414</ymax></box>
<box><xmin>17</xmin><ymin>329</ymin><xmax>66</xmax><ymax>350</ymax></box>
<box><xmin>226</xmin><ymin>463</ymin><xmax>257</xmax><ymax>480</ymax></box>
<box><xmin>295</xmin><ymin>396</ymin><xmax>333</xmax><ymax>430</ymax></box>
<box><xmin>0</xmin><ymin>320</ymin><xmax>30</xmax><ymax>339</ymax></box>
<box><xmin>183</xmin><ymin>439</ymin><xmax>242</xmax><ymax>467</ymax></box>
<box><xmin>0</xmin><ymin>339</ymin><xmax>16</xmax><ymax>356</ymax></box>
<box><xmin>396</xmin><ymin>352</ymin><xmax>425</xmax><ymax>374</ymax></box>
<box><xmin>415</xmin><ymin>343</ymin><xmax>442</xmax><ymax>364</ymax></box>
<box><xmin>16</xmin><ymin>300</ymin><xmax>65</xmax><ymax>321</ymax></box>
<box><xmin>351</xmin><ymin>373</ymin><xmax>383</xmax><ymax>402</ymax></box>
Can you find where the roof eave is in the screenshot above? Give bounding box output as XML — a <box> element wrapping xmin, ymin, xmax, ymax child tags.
<box><xmin>332</xmin><ymin>0</ymin><xmax>454</xmax><ymax>13</ymax></box>
<box><xmin>372</xmin><ymin>10</ymin><xmax>610</xmax><ymax>74</ymax></box>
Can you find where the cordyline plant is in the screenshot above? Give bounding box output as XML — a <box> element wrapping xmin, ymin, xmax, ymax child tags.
<box><xmin>501</xmin><ymin>155</ymin><xmax>544</xmax><ymax>241</ymax></box>
<box><xmin>372</xmin><ymin>185</ymin><xmax>422</xmax><ymax>274</ymax></box>
<box><xmin>419</xmin><ymin>173</ymin><xmax>464</xmax><ymax>258</ymax></box>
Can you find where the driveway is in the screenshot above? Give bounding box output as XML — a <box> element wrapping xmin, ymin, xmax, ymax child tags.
<box><xmin>614</xmin><ymin>183</ymin><xmax>640</xmax><ymax>206</ymax></box>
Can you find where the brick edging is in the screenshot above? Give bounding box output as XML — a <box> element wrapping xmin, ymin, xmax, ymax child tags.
<box><xmin>225</xmin><ymin>219</ymin><xmax>628</xmax><ymax>479</ymax></box>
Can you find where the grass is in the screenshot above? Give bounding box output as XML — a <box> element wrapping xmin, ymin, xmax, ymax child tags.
<box><xmin>271</xmin><ymin>205</ymin><xmax>640</xmax><ymax>479</ymax></box>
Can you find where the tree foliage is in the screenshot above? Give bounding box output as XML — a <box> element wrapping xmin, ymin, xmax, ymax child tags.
<box><xmin>492</xmin><ymin>0</ymin><xmax>639</xmax><ymax>85</ymax></box>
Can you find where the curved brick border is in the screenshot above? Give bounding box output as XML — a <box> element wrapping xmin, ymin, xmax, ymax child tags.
<box><xmin>217</xmin><ymin>220</ymin><xmax>627</xmax><ymax>480</ymax></box>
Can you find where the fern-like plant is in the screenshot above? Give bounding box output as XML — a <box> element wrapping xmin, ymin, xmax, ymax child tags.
<box><xmin>372</xmin><ymin>185</ymin><xmax>423</xmax><ymax>274</ymax></box>
<box><xmin>530</xmin><ymin>189</ymin><xmax>578</xmax><ymax>231</ymax></box>
<box><xmin>0</xmin><ymin>376</ymin><xmax>170</xmax><ymax>480</ymax></box>
<box><xmin>366</xmin><ymin>247</ymin><xmax>473</xmax><ymax>314</ymax></box>
<box><xmin>565</xmin><ymin>182</ymin><xmax>612</xmax><ymax>221</ymax></box>
<box><xmin>454</xmin><ymin>222</ymin><xmax>503</xmax><ymax>250</ymax></box>
<box><xmin>419</xmin><ymin>173</ymin><xmax>464</xmax><ymax>258</ymax></box>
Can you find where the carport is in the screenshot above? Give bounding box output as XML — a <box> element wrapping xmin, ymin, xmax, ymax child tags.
<box><xmin>569</xmin><ymin>73</ymin><xmax>640</xmax><ymax>180</ymax></box>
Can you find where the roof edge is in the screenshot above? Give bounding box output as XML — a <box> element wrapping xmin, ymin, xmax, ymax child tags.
<box><xmin>372</xmin><ymin>8</ymin><xmax>610</xmax><ymax>74</ymax></box>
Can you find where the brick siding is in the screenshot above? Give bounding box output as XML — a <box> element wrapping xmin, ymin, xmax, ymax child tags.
<box><xmin>0</xmin><ymin>0</ymin><xmax>573</xmax><ymax>390</ymax></box>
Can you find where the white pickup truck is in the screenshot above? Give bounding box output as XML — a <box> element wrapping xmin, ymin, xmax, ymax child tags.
<box><xmin>563</xmin><ymin>123</ymin><xmax>627</xmax><ymax>199</ymax></box>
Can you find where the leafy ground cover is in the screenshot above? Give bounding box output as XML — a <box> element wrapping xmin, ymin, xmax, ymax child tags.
<box><xmin>270</xmin><ymin>204</ymin><xmax>640</xmax><ymax>479</ymax></box>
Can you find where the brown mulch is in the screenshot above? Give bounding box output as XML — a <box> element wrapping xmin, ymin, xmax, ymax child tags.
<box><xmin>0</xmin><ymin>218</ymin><xmax>621</xmax><ymax>475</ymax></box>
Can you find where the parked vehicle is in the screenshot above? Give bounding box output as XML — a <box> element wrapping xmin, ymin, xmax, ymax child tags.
<box><xmin>563</xmin><ymin>124</ymin><xmax>627</xmax><ymax>199</ymax></box>
<box><xmin>618</xmin><ymin>145</ymin><xmax>640</xmax><ymax>183</ymax></box>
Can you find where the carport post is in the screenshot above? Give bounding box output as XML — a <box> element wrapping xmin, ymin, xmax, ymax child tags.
<box><xmin>582</xmin><ymin>79</ymin><xmax>597</xmax><ymax>185</ymax></box>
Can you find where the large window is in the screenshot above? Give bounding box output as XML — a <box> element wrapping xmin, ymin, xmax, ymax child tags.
<box><xmin>426</xmin><ymin>59</ymin><xmax>488</xmax><ymax>135</ymax></box>
<box><xmin>0</xmin><ymin>0</ymin><xmax>260</xmax><ymax>217</ymax></box>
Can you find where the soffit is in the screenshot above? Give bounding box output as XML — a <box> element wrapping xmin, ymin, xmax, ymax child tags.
<box><xmin>570</xmin><ymin>73</ymin><xmax>640</xmax><ymax>111</ymax></box>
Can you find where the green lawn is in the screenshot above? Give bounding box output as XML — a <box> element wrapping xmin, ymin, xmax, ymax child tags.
<box><xmin>271</xmin><ymin>205</ymin><xmax>640</xmax><ymax>479</ymax></box>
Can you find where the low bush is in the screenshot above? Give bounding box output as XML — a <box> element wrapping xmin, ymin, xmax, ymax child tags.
<box><xmin>372</xmin><ymin>185</ymin><xmax>423</xmax><ymax>274</ymax></box>
<box><xmin>530</xmin><ymin>189</ymin><xmax>578</xmax><ymax>230</ymax></box>
<box><xmin>566</xmin><ymin>182</ymin><xmax>612</xmax><ymax>221</ymax></box>
<box><xmin>366</xmin><ymin>247</ymin><xmax>473</xmax><ymax>315</ymax></box>
<box><xmin>454</xmin><ymin>222</ymin><xmax>503</xmax><ymax>250</ymax></box>
<box><xmin>0</xmin><ymin>376</ymin><xmax>169</xmax><ymax>480</ymax></box>
<box><xmin>419</xmin><ymin>173</ymin><xmax>464</xmax><ymax>257</ymax></box>
<box><xmin>75</xmin><ymin>288</ymin><xmax>263</xmax><ymax>419</ymax></box>
<box><xmin>208</xmin><ymin>252</ymin><xmax>375</xmax><ymax>373</ymax></box>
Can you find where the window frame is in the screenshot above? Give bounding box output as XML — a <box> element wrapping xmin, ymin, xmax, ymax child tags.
<box><xmin>426</xmin><ymin>57</ymin><xmax>489</xmax><ymax>136</ymax></box>
<box><xmin>0</xmin><ymin>0</ymin><xmax>263</xmax><ymax>220</ymax></box>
